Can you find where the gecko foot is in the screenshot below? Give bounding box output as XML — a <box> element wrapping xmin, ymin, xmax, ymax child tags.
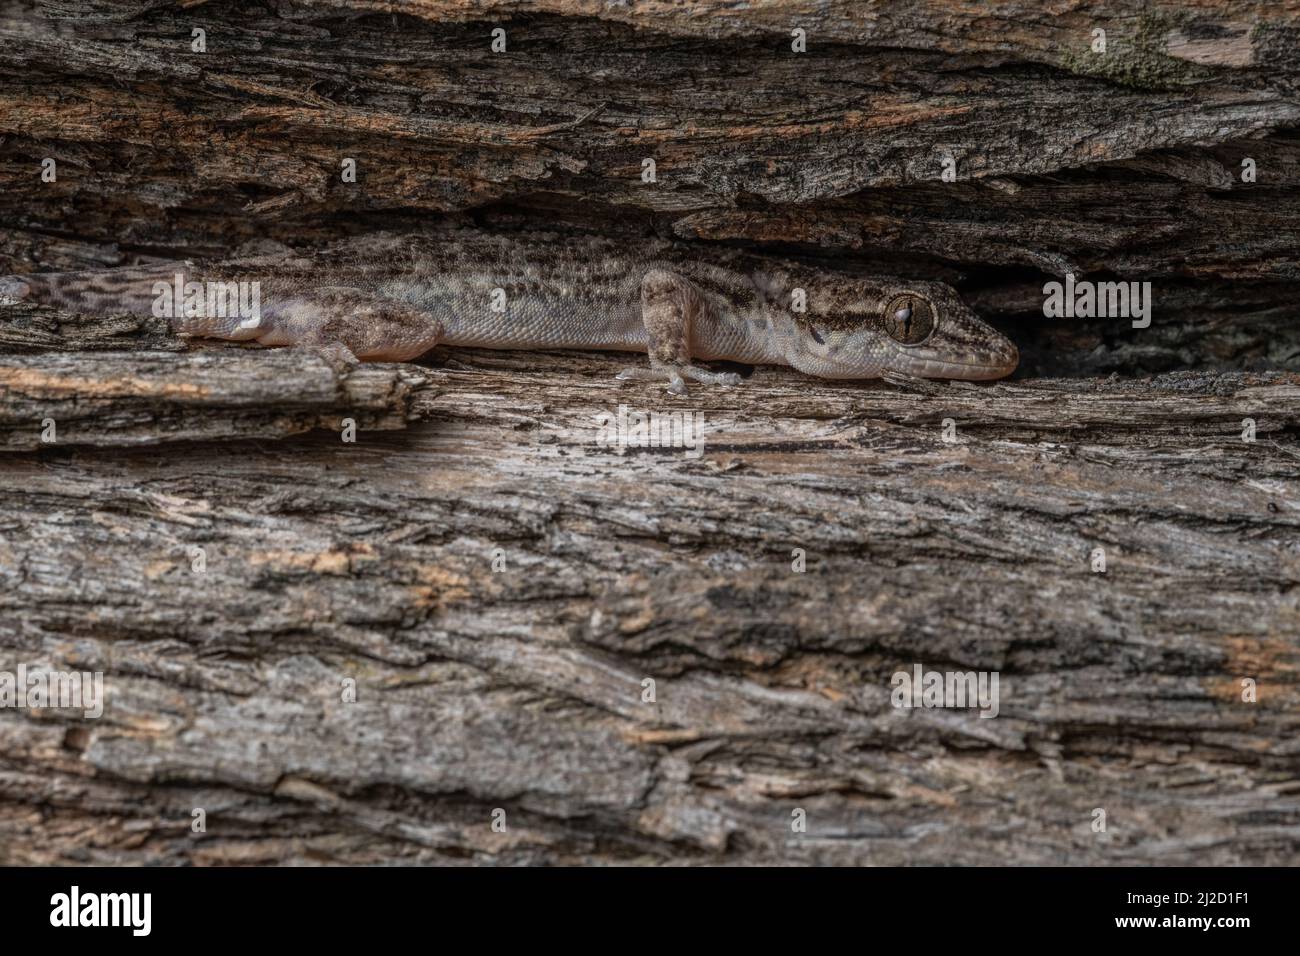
<box><xmin>294</xmin><ymin>342</ymin><xmax>361</xmax><ymax>376</ymax></box>
<box><xmin>617</xmin><ymin>365</ymin><xmax>742</xmax><ymax>395</ymax></box>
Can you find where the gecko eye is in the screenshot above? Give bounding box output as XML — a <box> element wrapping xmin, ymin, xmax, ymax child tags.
<box><xmin>883</xmin><ymin>293</ymin><xmax>934</xmax><ymax>345</ymax></box>
<box><xmin>809</xmin><ymin>328</ymin><xmax>826</xmax><ymax>345</ymax></box>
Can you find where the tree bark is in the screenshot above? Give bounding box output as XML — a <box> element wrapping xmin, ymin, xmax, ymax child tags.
<box><xmin>0</xmin><ymin>0</ymin><xmax>1298</xmax><ymax>865</ymax></box>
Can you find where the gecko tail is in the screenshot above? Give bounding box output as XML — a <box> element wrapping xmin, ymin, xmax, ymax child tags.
<box><xmin>0</xmin><ymin>263</ymin><xmax>191</xmax><ymax>317</ymax></box>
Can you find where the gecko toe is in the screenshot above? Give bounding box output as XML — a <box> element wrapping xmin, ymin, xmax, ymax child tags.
<box><xmin>619</xmin><ymin>364</ymin><xmax>744</xmax><ymax>394</ymax></box>
<box><xmin>679</xmin><ymin>366</ymin><xmax>741</xmax><ymax>387</ymax></box>
<box><xmin>294</xmin><ymin>342</ymin><xmax>360</xmax><ymax>376</ymax></box>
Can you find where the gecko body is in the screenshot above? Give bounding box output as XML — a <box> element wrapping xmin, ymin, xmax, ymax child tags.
<box><xmin>1</xmin><ymin>230</ymin><xmax>1018</xmax><ymax>391</ymax></box>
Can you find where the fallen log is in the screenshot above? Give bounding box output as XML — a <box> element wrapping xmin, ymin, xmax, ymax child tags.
<box><xmin>0</xmin><ymin>347</ymin><xmax>1297</xmax><ymax>864</ymax></box>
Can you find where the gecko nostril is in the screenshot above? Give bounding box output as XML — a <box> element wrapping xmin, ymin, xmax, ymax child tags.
<box><xmin>993</xmin><ymin>335</ymin><xmax>1019</xmax><ymax>369</ymax></box>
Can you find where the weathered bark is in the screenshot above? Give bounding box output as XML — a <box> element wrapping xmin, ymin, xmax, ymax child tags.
<box><xmin>4</xmin><ymin>1</ymin><xmax>1300</xmax><ymax>372</ymax></box>
<box><xmin>1</xmin><ymin>347</ymin><xmax>1298</xmax><ymax>864</ymax></box>
<box><xmin>0</xmin><ymin>347</ymin><xmax>428</xmax><ymax>449</ymax></box>
<box><xmin>0</xmin><ymin>0</ymin><xmax>1298</xmax><ymax>865</ymax></box>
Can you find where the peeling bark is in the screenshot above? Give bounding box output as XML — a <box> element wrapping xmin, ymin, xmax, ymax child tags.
<box><xmin>0</xmin><ymin>346</ymin><xmax>428</xmax><ymax>449</ymax></box>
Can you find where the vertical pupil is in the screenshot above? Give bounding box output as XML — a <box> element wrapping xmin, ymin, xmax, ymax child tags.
<box><xmin>888</xmin><ymin>297</ymin><xmax>927</xmax><ymax>343</ymax></box>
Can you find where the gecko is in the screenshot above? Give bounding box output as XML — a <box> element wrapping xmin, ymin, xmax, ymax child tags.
<box><xmin>0</xmin><ymin>229</ymin><xmax>1018</xmax><ymax>392</ymax></box>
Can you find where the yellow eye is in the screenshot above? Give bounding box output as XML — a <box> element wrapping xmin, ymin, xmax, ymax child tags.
<box><xmin>883</xmin><ymin>293</ymin><xmax>934</xmax><ymax>345</ymax></box>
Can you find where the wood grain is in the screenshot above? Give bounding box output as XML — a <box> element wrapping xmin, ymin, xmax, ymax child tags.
<box><xmin>1</xmin><ymin>344</ymin><xmax>1297</xmax><ymax>864</ymax></box>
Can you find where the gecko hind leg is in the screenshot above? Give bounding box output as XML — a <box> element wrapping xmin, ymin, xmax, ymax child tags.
<box><xmin>258</xmin><ymin>286</ymin><xmax>444</xmax><ymax>363</ymax></box>
<box><xmin>617</xmin><ymin>268</ymin><xmax>743</xmax><ymax>395</ymax></box>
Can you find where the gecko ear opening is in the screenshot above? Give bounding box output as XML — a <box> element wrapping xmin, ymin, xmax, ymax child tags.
<box><xmin>883</xmin><ymin>293</ymin><xmax>935</xmax><ymax>345</ymax></box>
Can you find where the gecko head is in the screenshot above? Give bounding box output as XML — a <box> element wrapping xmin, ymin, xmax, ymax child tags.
<box><xmin>791</xmin><ymin>280</ymin><xmax>1018</xmax><ymax>380</ymax></box>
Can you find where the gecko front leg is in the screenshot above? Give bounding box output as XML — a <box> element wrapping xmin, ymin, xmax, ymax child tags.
<box><xmin>616</xmin><ymin>268</ymin><xmax>742</xmax><ymax>395</ymax></box>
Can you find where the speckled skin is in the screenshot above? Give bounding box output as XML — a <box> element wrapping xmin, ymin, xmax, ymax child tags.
<box><xmin>2</xmin><ymin>230</ymin><xmax>1018</xmax><ymax>388</ymax></box>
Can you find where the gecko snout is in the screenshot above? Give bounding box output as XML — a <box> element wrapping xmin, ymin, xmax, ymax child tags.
<box><xmin>970</xmin><ymin>335</ymin><xmax>1019</xmax><ymax>379</ymax></box>
<box><xmin>909</xmin><ymin>328</ymin><xmax>1018</xmax><ymax>380</ymax></box>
